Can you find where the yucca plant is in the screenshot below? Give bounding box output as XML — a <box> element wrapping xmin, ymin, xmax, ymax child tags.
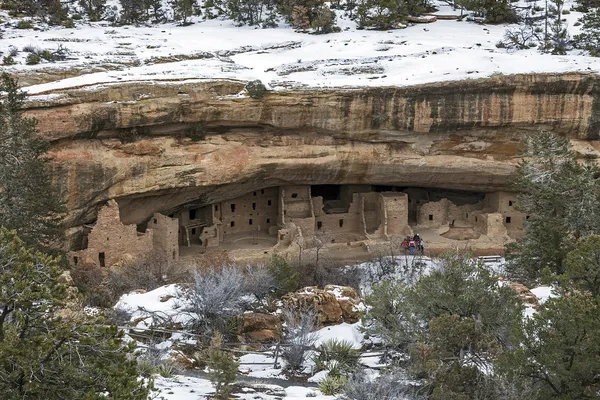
<box><xmin>313</xmin><ymin>339</ymin><xmax>361</xmax><ymax>375</ymax></box>
<box><xmin>319</xmin><ymin>374</ymin><xmax>347</xmax><ymax>395</ymax></box>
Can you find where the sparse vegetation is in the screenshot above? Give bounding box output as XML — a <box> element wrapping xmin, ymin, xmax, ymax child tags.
<box><xmin>203</xmin><ymin>332</ymin><xmax>239</xmax><ymax>399</ymax></box>
<box><xmin>245</xmin><ymin>79</ymin><xmax>267</xmax><ymax>99</ymax></box>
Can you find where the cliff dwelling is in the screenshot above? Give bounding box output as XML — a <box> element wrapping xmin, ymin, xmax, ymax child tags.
<box><xmin>69</xmin><ymin>184</ymin><xmax>526</xmax><ymax>269</ymax></box>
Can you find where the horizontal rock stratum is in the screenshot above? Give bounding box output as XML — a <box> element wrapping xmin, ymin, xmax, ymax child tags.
<box><xmin>22</xmin><ymin>73</ymin><xmax>600</xmax><ymax>249</ymax></box>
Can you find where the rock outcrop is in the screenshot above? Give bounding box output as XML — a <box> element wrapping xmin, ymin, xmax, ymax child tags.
<box><xmin>237</xmin><ymin>313</ymin><xmax>282</xmax><ymax>343</ymax></box>
<box><xmin>20</xmin><ymin>73</ymin><xmax>600</xmax><ymax>249</ymax></box>
<box><xmin>282</xmin><ymin>285</ymin><xmax>361</xmax><ymax>326</ymax></box>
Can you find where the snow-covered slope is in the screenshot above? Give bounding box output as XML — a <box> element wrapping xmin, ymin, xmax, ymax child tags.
<box><xmin>1</xmin><ymin>0</ymin><xmax>598</xmax><ymax>93</ymax></box>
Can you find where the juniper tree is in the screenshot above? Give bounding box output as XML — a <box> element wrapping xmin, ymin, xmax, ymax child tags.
<box><xmin>505</xmin><ymin>132</ymin><xmax>600</xmax><ymax>283</ymax></box>
<box><xmin>79</xmin><ymin>0</ymin><xmax>107</xmax><ymax>21</ymax></box>
<box><xmin>119</xmin><ymin>0</ymin><xmax>149</xmax><ymax>24</ymax></box>
<box><xmin>171</xmin><ymin>0</ymin><xmax>197</xmax><ymax>24</ymax></box>
<box><xmin>506</xmin><ymin>293</ymin><xmax>600</xmax><ymax>399</ymax></box>
<box><xmin>363</xmin><ymin>252</ymin><xmax>522</xmax><ymax>398</ymax></box>
<box><xmin>0</xmin><ymin>228</ymin><xmax>151</xmax><ymax>399</ymax></box>
<box><xmin>0</xmin><ymin>73</ymin><xmax>64</xmax><ymax>250</ymax></box>
<box><xmin>573</xmin><ymin>8</ymin><xmax>600</xmax><ymax>56</ymax></box>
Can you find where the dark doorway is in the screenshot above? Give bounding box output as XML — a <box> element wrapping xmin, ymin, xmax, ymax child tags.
<box><xmin>311</xmin><ymin>185</ymin><xmax>341</xmax><ymax>201</ymax></box>
<box><xmin>99</xmin><ymin>252</ymin><xmax>105</xmax><ymax>268</ymax></box>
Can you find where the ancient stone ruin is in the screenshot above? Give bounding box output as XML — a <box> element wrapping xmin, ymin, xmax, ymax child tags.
<box><xmin>69</xmin><ymin>185</ymin><xmax>524</xmax><ymax>268</ymax></box>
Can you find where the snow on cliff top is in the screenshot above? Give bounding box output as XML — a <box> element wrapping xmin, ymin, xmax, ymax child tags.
<box><xmin>1</xmin><ymin>0</ymin><xmax>598</xmax><ymax>94</ymax></box>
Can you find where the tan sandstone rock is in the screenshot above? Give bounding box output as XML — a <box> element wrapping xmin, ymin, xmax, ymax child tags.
<box><xmin>509</xmin><ymin>282</ymin><xmax>540</xmax><ymax>310</ymax></box>
<box><xmin>283</xmin><ymin>285</ymin><xmax>361</xmax><ymax>326</ymax></box>
<box><xmin>18</xmin><ymin>73</ymin><xmax>600</xmax><ymax>249</ymax></box>
<box><xmin>237</xmin><ymin>313</ymin><xmax>282</xmax><ymax>343</ymax></box>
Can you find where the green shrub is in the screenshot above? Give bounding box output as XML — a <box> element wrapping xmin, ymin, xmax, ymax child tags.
<box><xmin>26</xmin><ymin>53</ymin><xmax>41</xmax><ymax>65</ymax></box>
<box><xmin>16</xmin><ymin>20</ymin><xmax>34</xmax><ymax>29</ymax></box>
<box><xmin>562</xmin><ymin>9</ymin><xmax>570</xmax><ymax>14</ymax></box>
<box><xmin>72</xmin><ymin>13</ymin><xmax>83</xmax><ymax>20</ymax></box>
<box><xmin>2</xmin><ymin>56</ymin><xmax>16</xmax><ymax>65</ymax></box>
<box><xmin>319</xmin><ymin>375</ymin><xmax>347</xmax><ymax>395</ymax></box>
<box><xmin>204</xmin><ymin>332</ymin><xmax>239</xmax><ymax>399</ymax></box>
<box><xmin>40</xmin><ymin>50</ymin><xmax>55</xmax><ymax>62</ymax></box>
<box><xmin>313</xmin><ymin>339</ymin><xmax>361</xmax><ymax>375</ymax></box>
<box><xmin>63</xmin><ymin>18</ymin><xmax>75</xmax><ymax>28</ymax></box>
<box><xmin>156</xmin><ymin>364</ymin><xmax>175</xmax><ymax>378</ymax></box>
<box><xmin>267</xmin><ymin>254</ymin><xmax>300</xmax><ymax>297</ymax></box>
<box><xmin>245</xmin><ymin>79</ymin><xmax>267</xmax><ymax>99</ymax></box>
<box><xmin>184</xmin><ymin>121</ymin><xmax>207</xmax><ymax>141</ymax></box>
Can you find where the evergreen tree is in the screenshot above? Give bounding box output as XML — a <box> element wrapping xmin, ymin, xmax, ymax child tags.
<box><xmin>363</xmin><ymin>252</ymin><xmax>522</xmax><ymax>397</ymax></box>
<box><xmin>0</xmin><ymin>228</ymin><xmax>151</xmax><ymax>398</ymax></box>
<box><xmin>79</xmin><ymin>0</ymin><xmax>107</xmax><ymax>21</ymax></box>
<box><xmin>356</xmin><ymin>0</ymin><xmax>408</xmax><ymax>30</ymax></box>
<box><xmin>506</xmin><ymin>293</ymin><xmax>600</xmax><ymax>399</ymax></box>
<box><xmin>0</xmin><ymin>73</ymin><xmax>64</xmax><ymax>250</ymax></box>
<box><xmin>147</xmin><ymin>0</ymin><xmax>166</xmax><ymax>23</ymax></box>
<box><xmin>573</xmin><ymin>8</ymin><xmax>600</xmax><ymax>56</ymax></box>
<box><xmin>119</xmin><ymin>0</ymin><xmax>149</xmax><ymax>24</ymax></box>
<box><xmin>456</xmin><ymin>0</ymin><xmax>513</xmax><ymax>22</ymax></box>
<box><xmin>506</xmin><ymin>132</ymin><xmax>600</xmax><ymax>283</ymax></box>
<box><xmin>171</xmin><ymin>0</ymin><xmax>197</xmax><ymax>24</ymax></box>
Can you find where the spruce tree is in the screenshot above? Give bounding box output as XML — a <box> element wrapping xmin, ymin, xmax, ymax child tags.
<box><xmin>0</xmin><ymin>228</ymin><xmax>151</xmax><ymax>399</ymax></box>
<box><xmin>0</xmin><ymin>73</ymin><xmax>64</xmax><ymax>250</ymax></box>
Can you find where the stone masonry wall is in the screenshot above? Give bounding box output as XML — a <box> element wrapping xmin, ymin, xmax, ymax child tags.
<box><xmin>70</xmin><ymin>200</ymin><xmax>153</xmax><ymax>268</ymax></box>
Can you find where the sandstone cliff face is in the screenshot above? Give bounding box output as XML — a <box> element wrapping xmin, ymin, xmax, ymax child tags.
<box><xmin>22</xmin><ymin>73</ymin><xmax>600</xmax><ymax>249</ymax></box>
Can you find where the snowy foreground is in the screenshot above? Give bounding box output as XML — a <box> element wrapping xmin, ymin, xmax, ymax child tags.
<box><xmin>0</xmin><ymin>0</ymin><xmax>598</xmax><ymax>94</ymax></box>
<box><xmin>113</xmin><ymin>256</ymin><xmax>554</xmax><ymax>399</ymax></box>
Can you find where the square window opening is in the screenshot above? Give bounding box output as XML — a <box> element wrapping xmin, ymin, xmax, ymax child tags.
<box><xmin>230</xmin><ymin>221</ymin><xmax>235</xmax><ymax>227</ymax></box>
<box><xmin>505</xmin><ymin>216</ymin><xmax>512</xmax><ymax>224</ymax></box>
<box><xmin>428</xmin><ymin>215</ymin><xmax>433</xmax><ymax>221</ymax></box>
<box><xmin>231</xmin><ymin>204</ymin><xmax>236</xmax><ymax>212</ymax></box>
<box><xmin>291</xmin><ymin>193</ymin><xmax>298</xmax><ymax>198</ymax></box>
<box><xmin>268</xmin><ymin>200</ymin><xmax>272</xmax><ymax>206</ymax></box>
<box><xmin>509</xmin><ymin>200</ymin><xmax>513</xmax><ymax>206</ymax></box>
<box><xmin>189</xmin><ymin>209</ymin><xmax>197</xmax><ymax>220</ymax></box>
<box><xmin>266</xmin><ymin>218</ymin><xmax>271</xmax><ymax>223</ymax></box>
<box><xmin>249</xmin><ymin>219</ymin><xmax>253</xmax><ymax>225</ymax></box>
<box><xmin>339</xmin><ymin>219</ymin><xmax>344</xmax><ymax>227</ymax></box>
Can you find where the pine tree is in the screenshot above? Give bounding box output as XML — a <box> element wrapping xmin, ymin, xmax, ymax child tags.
<box><xmin>0</xmin><ymin>228</ymin><xmax>151</xmax><ymax>398</ymax></box>
<box><xmin>0</xmin><ymin>73</ymin><xmax>65</xmax><ymax>250</ymax></box>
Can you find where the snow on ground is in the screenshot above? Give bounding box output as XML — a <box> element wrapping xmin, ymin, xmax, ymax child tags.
<box><xmin>0</xmin><ymin>0</ymin><xmax>597</xmax><ymax>94</ymax></box>
<box><xmin>530</xmin><ymin>285</ymin><xmax>556</xmax><ymax>304</ymax></box>
<box><xmin>154</xmin><ymin>375</ymin><xmax>334</xmax><ymax>399</ymax></box>
<box><xmin>314</xmin><ymin>322</ymin><xmax>365</xmax><ymax>349</ymax></box>
<box><xmin>114</xmin><ymin>284</ymin><xmax>191</xmax><ymax>330</ymax></box>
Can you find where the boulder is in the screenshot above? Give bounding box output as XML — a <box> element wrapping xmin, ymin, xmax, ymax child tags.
<box><xmin>237</xmin><ymin>313</ymin><xmax>281</xmax><ymax>343</ymax></box>
<box><xmin>509</xmin><ymin>282</ymin><xmax>540</xmax><ymax>310</ymax></box>
<box><xmin>282</xmin><ymin>285</ymin><xmax>361</xmax><ymax>326</ymax></box>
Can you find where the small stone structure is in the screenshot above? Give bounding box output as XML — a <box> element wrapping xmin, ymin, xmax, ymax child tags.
<box><xmin>69</xmin><ymin>185</ymin><xmax>526</xmax><ymax>267</ymax></box>
<box><xmin>70</xmin><ymin>200</ymin><xmax>179</xmax><ymax>269</ymax></box>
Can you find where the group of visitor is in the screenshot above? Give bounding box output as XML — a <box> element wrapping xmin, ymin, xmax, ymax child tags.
<box><xmin>401</xmin><ymin>234</ymin><xmax>425</xmax><ymax>254</ymax></box>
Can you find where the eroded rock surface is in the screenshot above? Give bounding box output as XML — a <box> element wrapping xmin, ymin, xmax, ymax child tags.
<box><xmin>22</xmin><ymin>73</ymin><xmax>600</xmax><ymax>249</ymax></box>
